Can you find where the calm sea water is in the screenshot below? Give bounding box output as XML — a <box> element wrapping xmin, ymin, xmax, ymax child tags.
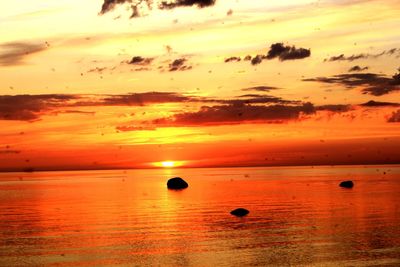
<box><xmin>0</xmin><ymin>165</ymin><xmax>399</xmax><ymax>266</ymax></box>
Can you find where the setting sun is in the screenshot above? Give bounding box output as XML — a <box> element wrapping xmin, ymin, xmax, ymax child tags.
<box><xmin>153</xmin><ymin>161</ymin><xmax>185</xmax><ymax>168</ymax></box>
<box><xmin>161</xmin><ymin>161</ymin><xmax>175</xmax><ymax>168</ymax></box>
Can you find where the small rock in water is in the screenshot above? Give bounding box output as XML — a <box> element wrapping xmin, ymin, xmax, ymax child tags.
<box><xmin>230</xmin><ymin>208</ymin><xmax>249</xmax><ymax>217</ymax></box>
<box><xmin>167</xmin><ymin>177</ymin><xmax>188</xmax><ymax>190</ymax></box>
<box><xmin>339</xmin><ymin>180</ymin><xmax>354</xmax><ymax>188</ymax></box>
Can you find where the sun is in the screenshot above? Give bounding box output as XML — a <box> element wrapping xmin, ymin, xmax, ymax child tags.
<box><xmin>153</xmin><ymin>161</ymin><xmax>185</xmax><ymax>168</ymax></box>
<box><xmin>161</xmin><ymin>161</ymin><xmax>175</xmax><ymax>168</ymax></box>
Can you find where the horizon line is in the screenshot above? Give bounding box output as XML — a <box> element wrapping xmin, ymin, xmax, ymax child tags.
<box><xmin>1</xmin><ymin>162</ymin><xmax>399</xmax><ymax>174</ymax></box>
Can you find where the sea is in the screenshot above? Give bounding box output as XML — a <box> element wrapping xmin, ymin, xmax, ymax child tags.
<box><xmin>0</xmin><ymin>165</ymin><xmax>399</xmax><ymax>266</ymax></box>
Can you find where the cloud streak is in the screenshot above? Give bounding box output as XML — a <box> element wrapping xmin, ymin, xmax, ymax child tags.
<box><xmin>348</xmin><ymin>65</ymin><xmax>369</xmax><ymax>72</ymax></box>
<box><xmin>0</xmin><ymin>94</ymin><xmax>78</xmax><ymax>121</ymax></box>
<box><xmin>325</xmin><ymin>48</ymin><xmax>399</xmax><ymax>62</ymax></box>
<box><xmin>303</xmin><ymin>70</ymin><xmax>400</xmax><ymax>96</ymax></box>
<box><xmin>0</xmin><ymin>92</ymin><xmax>205</xmax><ymax>121</ymax></box>
<box><xmin>100</xmin><ymin>0</ymin><xmax>216</xmax><ymax>18</ymax></box>
<box><xmin>152</xmin><ymin>102</ymin><xmax>316</xmax><ymax>126</ymax></box>
<box><xmin>242</xmin><ymin>86</ymin><xmax>280</xmax><ymax>92</ymax></box>
<box><xmin>1</xmin><ymin>92</ymin><xmax>390</xmax><ymax>125</ymax></box>
<box><xmin>0</xmin><ymin>42</ymin><xmax>47</xmax><ymax>66</ymax></box>
<box><xmin>361</xmin><ymin>100</ymin><xmax>400</xmax><ymax>107</ymax></box>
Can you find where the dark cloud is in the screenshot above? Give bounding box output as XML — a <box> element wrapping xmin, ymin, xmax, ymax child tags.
<box><xmin>0</xmin><ymin>42</ymin><xmax>47</xmax><ymax>66</ymax></box>
<box><xmin>387</xmin><ymin>110</ymin><xmax>400</xmax><ymax>123</ymax></box>
<box><xmin>100</xmin><ymin>0</ymin><xmax>216</xmax><ymax>18</ymax></box>
<box><xmin>0</xmin><ymin>95</ymin><xmax>78</xmax><ymax>121</ymax></box>
<box><xmin>266</xmin><ymin>43</ymin><xmax>288</xmax><ymax>60</ymax></box>
<box><xmin>251</xmin><ymin>55</ymin><xmax>263</xmax><ymax>65</ymax></box>
<box><xmin>160</xmin><ymin>0</ymin><xmax>216</xmax><ymax>10</ymax></box>
<box><xmin>127</xmin><ymin>56</ymin><xmax>154</xmax><ymax>65</ymax></box>
<box><xmin>243</xmin><ymin>55</ymin><xmax>252</xmax><ymax>61</ymax></box>
<box><xmin>168</xmin><ymin>58</ymin><xmax>192</xmax><ymax>71</ymax></box>
<box><xmin>266</xmin><ymin>43</ymin><xmax>311</xmax><ymax>61</ymax></box>
<box><xmin>224</xmin><ymin>56</ymin><xmax>241</xmax><ymax>63</ymax></box>
<box><xmin>225</xmin><ymin>43</ymin><xmax>311</xmax><ymax>66</ymax></box>
<box><xmin>0</xmin><ymin>92</ymin><xmax>355</xmax><ymax>124</ymax></box>
<box><xmin>242</xmin><ymin>86</ymin><xmax>280</xmax><ymax>92</ymax></box>
<box><xmin>0</xmin><ymin>92</ymin><xmax>202</xmax><ymax>121</ymax></box>
<box><xmin>316</xmin><ymin>104</ymin><xmax>352</xmax><ymax>112</ymax></box>
<box><xmin>325</xmin><ymin>48</ymin><xmax>399</xmax><ymax>62</ymax></box>
<box><xmin>303</xmin><ymin>70</ymin><xmax>400</xmax><ymax>96</ymax></box>
<box><xmin>100</xmin><ymin>0</ymin><xmax>143</xmax><ymax>18</ymax></box>
<box><xmin>348</xmin><ymin>65</ymin><xmax>369</xmax><ymax>72</ymax></box>
<box><xmin>361</xmin><ymin>100</ymin><xmax>400</xmax><ymax>107</ymax></box>
<box><xmin>99</xmin><ymin>92</ymin><xmax>196</xmax><ymax>105</ymax></box>
<box><xmin>100</xmin><ymin>0</ymin><xmax>129</xmax><ymax>14</ymax></box>
<box><xmin>152</xmin><ymin>102</ymin><xmax>316</xmax><ymax>126</ymax></box>
<box><xmin>228</xmin><ymin>94</ymin><xmax>298</xmax><ymax>105</ymax></box>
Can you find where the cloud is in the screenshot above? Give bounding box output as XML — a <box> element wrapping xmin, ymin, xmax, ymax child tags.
<box><xmin>251</xmin><ymin>55</ymin><xmax>263</xmax><ymax>65</ymax></box>
<box><xmin>0</xmin><ymin>42</ymin><xmax>47</xmax><ymax>66</ymax></box>
<box><xmin>224</xmin><ymin>43</ymin><xmax>311</xmax><ymax>66</ymax></box>
<box><xmin>348</xmin><ymin>65</ymin><xmax>369</xmax><ymax>72</ymax></box>
<box><xmin>361</xmin><ymin>100</ymin><xmax>400</xmax><ymax>107</ymax></box>
<box><xmin>168</xmin><ymin>58</ymin><xmax>192</xmax><ymax>71</ymax></box>
<box><xmin>0</xmin><ymin>94</ymin><xmax>78</xmax><ymax>121</ymax></box>
<box><xmin>266</xmin><ymin>43</ymin><xmax>311</xmax><ymax>61</ymax></box>
<box><xmin>243</xmin><ymin>55</ymin><xmax>252</xmax><ymax>61</ymax></box>
<box><xmin>387</xmin><ymin>110</ymin><xmax>400</xmax><ymax>123</ymax></box>
<box><xmin>100</xmin><ymin>0</ymin><xmax>216</xmax><ymax>18</ymax></box>
<box><xmin>87</xmin><ymin>67</ymin><xmax>108</xmax><ymax>73</ymax></box>
<box><xmin>0</xmin><ymin>92</ymin><xmax>355</xmax><ymax>123</ymax></box>
<box><xmin>303</xmin><ymin>70</ymin><xmax>400</xmax><ymax>96</ymax></box>
<box><xmin>100</xmin><ymin>0</ymin><xmax>142</xmax><ymax>18</ymax></box>
<box><xmin>0</xmin><ymin>92</ymin><xmax>203</xmax><ymax>121</ymax></box>
<box><xmin>224</xmin><ymin>56</ymin><xmax>241</xmax><ymax>63</ymax></box>
<box><xmin>152</xmin><ymin>102</ymin><xmax>316</xmax><ymax>126</ymax></box>
<box><xmin>227</xmin><ymin>94</ymin><xmax>298</xmax><ymax>105</ymax></box>
<box><xmin>127</xmin><ymin>56</ymin><xmax>154</xmax><ymax>65</ymax></box>
<box><xmin>316</xmin><ymin>104</ymin><xmax>352</xmax><ymax>112</ymax></box>
<box><xmin>98</xmin><ymin>92</ymin><xmax>197</xmax><ymax>105</ymax></box>
<box><xmin>160</xmin><ymin>0</ymin><xmax>216</xmax><ymax>10</ymax></box>
<box><xmin>242</xmin><ymin>86</ymin><xmax>280</xmax><ymax>92</ymax></box>
<box><xmin>325</xmin><ymin>48</ymin><xmax>399</xmax><ymax>62</ymax></box>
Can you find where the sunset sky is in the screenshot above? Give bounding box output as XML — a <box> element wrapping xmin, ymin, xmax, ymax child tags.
<box><xmin>0</xmin><ymin>0</ymin><xmax>399</xmax><ymax>171</ymax></box>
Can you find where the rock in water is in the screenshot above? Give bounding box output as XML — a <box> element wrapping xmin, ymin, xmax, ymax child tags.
<box><xmin>339</xmin><ymin>180</ymin><xmax>354</xmax><ymax>188</ymax></box>
<box><xmin>230</xmin><ymin>208</ymin><xmax>249</xmax><ymax>217</ymax></box>
<box><xmin>167</xmin><ymin>177</ymin><xmax>188</xmax><ymax>190</ymax></box>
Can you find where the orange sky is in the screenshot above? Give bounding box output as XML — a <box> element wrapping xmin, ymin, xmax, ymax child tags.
<box><xmin>0</xmin><ymin>0</ymin><xmax>400</xmax><ymax>171</ymax></box>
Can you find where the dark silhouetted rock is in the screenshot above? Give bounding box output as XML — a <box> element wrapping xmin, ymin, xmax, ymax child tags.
<box><xmin>167</xmin><ymin>177</ymin><xmax>188</xmax><ymax>190</ymax></box>
<box><xmin>230</xmin><ymin>208</ymin><xmax>249</xmax><ymax>217</ymax></box>
<box><xmin>339</xmin><ymin>180</ymin><xmax>354</xmax><ymax>188</ymax></box>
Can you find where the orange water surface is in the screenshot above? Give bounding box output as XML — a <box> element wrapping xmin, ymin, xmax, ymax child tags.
<box><xmin>0</xmin><ymin>165</ymin><xmax>399</xmax><ymax>266</ymax></box>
